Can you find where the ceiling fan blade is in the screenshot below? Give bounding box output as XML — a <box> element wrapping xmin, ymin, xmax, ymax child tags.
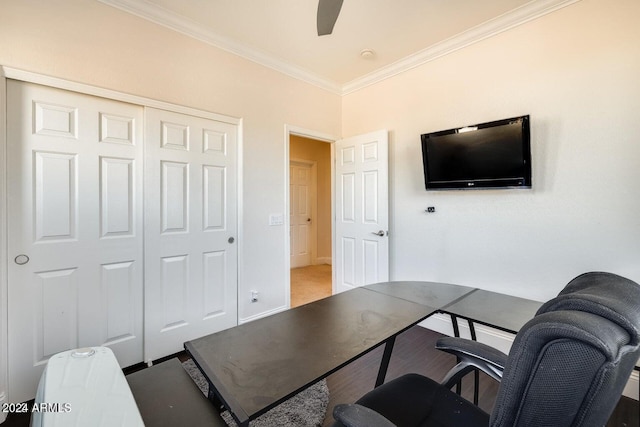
<box><xmin>317</xmin><ymin>0</ymin><xmax>343</xmax><ymax>36</ymax></box>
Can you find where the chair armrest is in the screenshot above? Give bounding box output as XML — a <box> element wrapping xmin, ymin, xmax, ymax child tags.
<box><xmin>436</xmin><ymin>337</ymin><xmax>507</xmax><ymax>388</ymax></box>
<box><xmin>333</xmin><ymin>404</ymin><xmax>396</xmax><ymax>427</ymax></box>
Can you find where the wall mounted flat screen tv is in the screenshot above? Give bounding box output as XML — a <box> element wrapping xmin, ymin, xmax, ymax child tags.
<box><xmin>421</xmin><ymin>115</ymin><xmax>531</xmax><ymax>190</ymax></box>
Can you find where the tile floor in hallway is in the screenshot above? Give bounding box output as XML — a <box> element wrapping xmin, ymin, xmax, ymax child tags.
<box><xmin>290</xmin><ymin>264</ymin><xmax>332</xmax><ymax>307</ymax></box>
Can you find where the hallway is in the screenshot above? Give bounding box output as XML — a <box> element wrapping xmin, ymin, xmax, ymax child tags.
<box><xmin>290</xmin><ymin>264</ymin><xmax>332</xmax><ymax>307</ymax></box>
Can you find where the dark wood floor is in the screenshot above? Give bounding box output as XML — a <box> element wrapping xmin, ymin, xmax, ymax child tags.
<box><xmin>3</xmin><ymin>325</ymin><xmax>638</xmax><ymax>426</ymax></box>
<box><xmin>323</xmin><ymin>326</ymin><xmax>639</xmax><ymax>427</ymax></box>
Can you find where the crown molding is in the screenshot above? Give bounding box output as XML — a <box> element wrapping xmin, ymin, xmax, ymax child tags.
<box><xmin>98</xmin><ymin>0</ymin><xmax>581</xmax><ymax>97</ymax></box>
<box><xmin>97</xmin><ymin>0</ymin><xmax>343</xmax><ymax>94</ymax></box>
<box><xmin>342</xmin><ymin>0</ymin><xmax>582</xmax><ymax>94</ymax></box>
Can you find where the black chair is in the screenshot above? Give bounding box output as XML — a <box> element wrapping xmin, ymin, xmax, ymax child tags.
<box><xmin>332</xmin><ymin>272</ymin><xmax>640</xmax><ymax>427</ymax></box>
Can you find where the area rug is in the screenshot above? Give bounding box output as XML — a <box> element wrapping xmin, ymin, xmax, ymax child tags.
<box><xmin>182</xmin><ymin>359</ymin><xmax>329</xmax><ymax>427</ymax></box>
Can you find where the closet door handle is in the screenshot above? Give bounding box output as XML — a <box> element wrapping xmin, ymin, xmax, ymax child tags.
<box><xmin>15</xmin><ymin>254</ymin><xmax>30</xmax><ymax>265</ymax></box>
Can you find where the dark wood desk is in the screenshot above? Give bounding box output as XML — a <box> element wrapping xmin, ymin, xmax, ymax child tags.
<box><xmin>186</xmin><ymin>282</ymin><xmax>640</xmax><ymax>424</ymax></box>
<box><xmin>364</xmin><ymin>281</ymin><xmax>475</xmax><ymax>309</ymax></box>
<box><xmin>438</xmin><ymin>288</ymin><xmax>543</xmax><ymax>403</ymax></box>
<box><xmin>361</xmin><ymin>281</ymin><xmax>476</xmax><ymax>387</ymax></box>
<box><xmin>442</xmin><ymin>288</ymin><xmax>543</xmax><ymax>334</ymax></box>
<box><xmin>185</xmin><ymin>286</ymin><xmax>444</xmax><ymax>426</ymax></box>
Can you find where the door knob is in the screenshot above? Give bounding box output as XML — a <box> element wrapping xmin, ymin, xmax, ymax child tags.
<box><xmin>371</xmin><ymin>230</ymin><xmax>385</xmax><ymax>237</ymax></box>
<box><xmin>228</xmin><ymin>237</ymin><xmax>235</xmax><ymax>244</ymax></box>
<box><xmin>15</xmin><ymin>254</ymin><xmax>30</xmax><ymax>265</ymax></box>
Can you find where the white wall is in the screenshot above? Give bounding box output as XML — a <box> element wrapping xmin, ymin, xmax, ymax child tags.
<box><xmin>0</xmin><ymin>0</ymin><xmax>341</xmax><ymax>322</ymax></box>
<box><xmin>1</xmin><ymin>0</ymin><xmax>639</xmax><ymax>410</ymax></box>
<box><xmin>0</xmin><ymin>0</ymin><xmax>636</xmax><ymax>331</ymax></box>
<box><xmin>342</xmin><ymin>0</ymin><xmax>640</xmax><ymax>301</ymax></box>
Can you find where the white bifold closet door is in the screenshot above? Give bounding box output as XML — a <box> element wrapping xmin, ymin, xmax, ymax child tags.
<box><xmin>6</xmin><ymin>82</ymin><xmax>239</xmax><ymax>404</ymax></box>
<box><xmin>7</xmin><ymin>81</ymin><xmax>144</xmax><ymax>403</ymax></box>
<box><xmin>143</xmin><ymin>108</ymin><xmax>238</xmax><ymax>361</ymax></box>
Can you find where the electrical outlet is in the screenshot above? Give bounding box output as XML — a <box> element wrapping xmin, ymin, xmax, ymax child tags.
<box><xmin>251</xmin><ymin>290</ymin><xmax>259</xmax><ymax>303</ymax></box>
<box><xmin>426</xmin><ymin>206</ymin><xmax>436</xmax><ymax>213</ymax></box>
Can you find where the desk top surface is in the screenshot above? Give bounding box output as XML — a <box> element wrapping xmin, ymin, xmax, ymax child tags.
<box><xmin>185</xmin><ymin>286</ymin><xmax>438</xmax><ymax>424</ymax></box>
<box><xmin>185</xmin><ymin>281</ymin><xmax>544</xmax><ymax>424</ymax></box>
<box><xmin>443</xmin><ymin>288</ymin><xmax>543</xmax><ymax>334</ymax></box>
<box><xmin>364</xmin><ymin>281</ymin><xmax>475</xmax><ymax>309</ymax></box>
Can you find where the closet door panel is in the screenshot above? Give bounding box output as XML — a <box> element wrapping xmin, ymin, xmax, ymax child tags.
<box><xmin>7</xmin><ymin>81</ymin><xmax>144</xmax><ymax>403</ymax></box>
<box><xmin>144</xmin><ymin>107</ymin><xmax>238</xmax><ymax>361</ymax></box>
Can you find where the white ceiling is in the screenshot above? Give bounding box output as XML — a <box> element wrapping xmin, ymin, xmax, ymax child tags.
<box><xmin>99</xmin><ymin>0</ymin><xmax>580</xmax><ymax>94</ymax></box>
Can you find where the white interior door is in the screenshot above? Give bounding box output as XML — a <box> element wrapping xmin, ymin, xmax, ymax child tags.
<box><xmin>144</xmin><ymin>107</ymin><xmax>238</xmax><ymax>361</ymax></box>
<box><xmin>290</xmin><ymin>161</ymin><xmax>313</xmax><ymax>268</ymax></box>
<box><xmin>7</xmin><ymin>81</ymin><xmax>144</xmax><ymax>403</ymax></box>
<box><xmin>335</xmin><ymin>130</ymin><xmax>389</xmax><ymax>293</ymax></box>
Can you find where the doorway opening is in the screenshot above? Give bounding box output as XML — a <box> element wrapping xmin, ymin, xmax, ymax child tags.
<box><xmin>288</xmin><ymin>134</ymin><xmax>333</xmax><ymax>307</ymax></box>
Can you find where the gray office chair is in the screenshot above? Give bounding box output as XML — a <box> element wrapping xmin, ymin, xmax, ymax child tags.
<box><xmin>332</xmin><ymin>272</ymin><xmax>640</xmax><ymax>427</ymax></box>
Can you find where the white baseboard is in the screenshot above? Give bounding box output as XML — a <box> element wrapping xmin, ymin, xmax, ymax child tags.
<box><xmin>419</xmin><ymin>313</ymin><xmax>639</xmax><ymax>401</ymax></box>
<box><xmin>625</xmin><ymin>370</ymin><xmax>639</xmax><ymax>401</ymax></box>
<box><xmin>314</xmin><ymin>257</ymin><xmax>332</xmax><ymax>265</ymax></box>
<box><xmin>238</xmin><ymin>305</ymin><xmax>288</xmax><ymax>325</ymax></box>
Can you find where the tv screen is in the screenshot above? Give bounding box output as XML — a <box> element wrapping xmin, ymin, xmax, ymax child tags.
<box><xmin>421</xmin><ymin>115</ymin><xmax>531</xmax><ymax>190</ymax></box>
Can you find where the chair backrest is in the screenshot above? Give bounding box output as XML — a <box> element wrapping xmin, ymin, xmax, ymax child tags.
<box><xmin>490</xmin><ymin>272</ymin><xmax>640</xmax><ymax>427</ymax></box>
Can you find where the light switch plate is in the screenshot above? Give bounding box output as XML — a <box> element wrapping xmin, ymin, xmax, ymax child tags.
<box><xmin>269</xmin><ymin>214</ymin><xmax>284</xmax><ymax>226</ymax></box>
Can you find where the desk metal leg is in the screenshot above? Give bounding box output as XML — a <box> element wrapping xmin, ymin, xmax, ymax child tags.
<box><xmin>635</xmin><ymin>366</ymin><xmax>640</xmax><ymax>406</ymax></box>
<box><xmin>450</xmin><ymin>315</ymin><xmax>479</xmax><ymax>404</ymax></box>
<box><xmin>375</xmin><ymin>336</ymin><xmax>397</xmax><ymax>387</ymax></box>
<box><xmin>451</xmin><ymin>314</ymin><xmax>461</xmax><ymax>338</ymax></box>
<box><xmin>207</xmin><ymin>380</ymin><xmax>250</xmax><ymax>427</ymax></box>
<box><xmin>468</xmin><ymin>320</ymin><xmax>477</xmax><ymax>341</ymax></box>
<box><xmin>207</xmin><ymin>381</ymin><xmax>224</xmax><ymax>410</ymax></box>
<box><xmin>468</xmin><ymin>320</ymin><xmax>480</xmax><ymax>406</ymax></box>
<box><xmin>450</xmin><ymin>315</ymin><xmax>462</xmax><ymax>395</ymax></box>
